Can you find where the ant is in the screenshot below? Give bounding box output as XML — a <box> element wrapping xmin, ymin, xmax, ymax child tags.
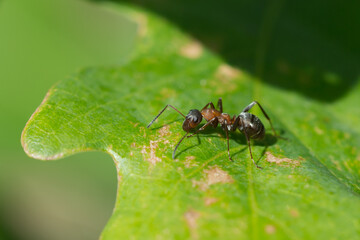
<box><xmin>147</xmin><ymin>98</ymin><xmax>278</xmax><ymax>168</ymax></box>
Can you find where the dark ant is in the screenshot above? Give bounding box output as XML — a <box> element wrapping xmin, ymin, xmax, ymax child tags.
<box><xmin>147</xmin><ymin>98</ymin><xmax>278</xmax><ymax>168</ymax></box>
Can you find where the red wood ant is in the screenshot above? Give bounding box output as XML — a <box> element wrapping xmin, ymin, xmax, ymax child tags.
<box><xmin>147</xmin><ymin>98</ymin><xmax>278</xmax><ymax>168</ymax></box>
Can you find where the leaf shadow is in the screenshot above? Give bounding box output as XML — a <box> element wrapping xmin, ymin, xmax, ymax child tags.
<box><xmin>173</xmin><ymin>123</ymin><xmax>279</xmax><ymax>161</ymax></box>
<box><xmin>175</xmin><ymin>134</ymin><xmax>202</xmax><ymax>158</ymax></box>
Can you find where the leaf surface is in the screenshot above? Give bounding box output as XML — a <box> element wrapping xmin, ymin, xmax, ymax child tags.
<box><xmin>22</xmin><ymin>4</ymin><xmax>360</xmax><ymax>239</ymax></box>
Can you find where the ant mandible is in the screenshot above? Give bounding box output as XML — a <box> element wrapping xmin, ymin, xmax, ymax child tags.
<box><xmin>147</xmin><ymin>98</ymin><xmax>278</xmax><ymax>169</ymax></box>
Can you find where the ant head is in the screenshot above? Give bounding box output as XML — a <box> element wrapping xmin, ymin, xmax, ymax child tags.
<box><xmin>182</xmin><ymin>109</ymin><xmax>202</xmax><ymax>132</ymax></box>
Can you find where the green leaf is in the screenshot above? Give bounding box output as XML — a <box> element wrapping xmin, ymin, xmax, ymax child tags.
<box><xmin>22</xmin><ymin>3</ymin><xmax>360</xmax><ymax>239</ymax></box>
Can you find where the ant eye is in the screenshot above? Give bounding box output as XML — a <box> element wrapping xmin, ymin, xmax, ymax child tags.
<box><xmin>186</xmin><ymin>109</ymin><xmax>202</xmax><ymax>123</ymax></box>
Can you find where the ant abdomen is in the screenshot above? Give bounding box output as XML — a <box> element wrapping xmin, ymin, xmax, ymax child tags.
<box><xmin>238</xmin><ymin>112</ymin><xmax>265</xmax><ymax>139</ymax></box>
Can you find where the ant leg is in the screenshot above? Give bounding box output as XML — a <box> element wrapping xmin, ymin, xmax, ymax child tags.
<box><xmin>201</xmin><ymin>102</ymin><xmax>216</xmax><ymax>111</ymax></box>
<box><xmin>244</xmin><ymin>130</ymin><xmax>262</xmax><ymax>169</ymax></box>
<box><xmin>147</xmin><ymin>105</ymin><xmax>185</xmax><ymax>128</ymax></box>
<box><xmin>187</xmin><ymin>118</ymin><xmax>218</xmax><ymax>138</ymax></box>
<box><xmin>230</xmin><ymin>115</ymin><xmax>240</xmax><ymax>131</ymax></box>
<box><xmin>224</xmin><ymin>123</ymin><xmax>233</xmax><ymax>162</ymax></box>
<box><xmin>242</xmin><ymin>101</ymin><xmax>277</xmax><ymax>136</ymax></box>
<box><xmin>217</xmin><ymin>98</ymin><xmax>223</xmax><ymax>113</ymax></box>
<box><xmin>173</xmin><ymin>132</ymin><xmax>189</xmax><ymax>159</ymax></box>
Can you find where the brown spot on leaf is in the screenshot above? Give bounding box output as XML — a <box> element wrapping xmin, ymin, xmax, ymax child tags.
<box><xmin>314</xmin><ymin>126</ymin><xmax>324</xmax><ymax>135</ymax></box>
<box><xmin>216</xmin><ymin>64</ymin><xmax>241</xmax><ymax>81</ymax></box>
<box><xmin>212</xmin><ymin>64</ymin><xmax>241</xmax><ymax>94</ymax></box>
<box><xmin>266</xmin><ymin>152</ymin><xmax>301</xmax><ymax>167</ymax></box>
<box><xmin>192</xmin><ymin>179</ymin><xmax>207</xmax><ymax>191</ymax></box>
<box><xmin>180</xmin><ymin>41</ymin><xmax>203</xmax><ymax>59</ymax></box>
<box><xmin>141</xmin><ymin>140</ymin><xmax>162</xmax><ymax>165</ymax></box>
<box><xmin>141</xmin><ymin>128</ymin><xmax>172</xmax><ymax>164</ymax></box>
<box><xmin>265</xmin><ymin>224</ymin><xmax>276</xmax><ymax>234</ymax></box>
<box><xmin>158</xmin><ymin>125</ymin><xmax>170</xmax><ymax>137</ymax></box>
<box><xmin>130</xmin><ymin>121</ymin><xmax>139</xmax><ymax>128</ymax></box>
<box><xmin>184</xmin><ymin>209</ymin><xmax>200</xmax><ymax>239</ymax></box>
<box><xmin>139</xmin><ymin>126</ymin><xmax>146</xmax><ymax>138</ymax></box>
<box><xmin>192</xmin><ymin>166</ymin><xmax>234</xmax><ymax>191</ymax></box>
<box><xmin>205</xmin><ymin>166</ymin><xmax>234</xmax><ymax>185</ymax></box>
<box><xmin>204</xmin><ymin>197</ymin><xmax>218</xmax><ymax>206</ymax></box>
<box><xmin>289</xmin><ymin>208</ymin><xmax>299</xmax><ymax>218</ymax></box>
<box><xmin>184</xmin><ymin>156</ymin><xmax>198</xmax><ymax>168</ymax></box>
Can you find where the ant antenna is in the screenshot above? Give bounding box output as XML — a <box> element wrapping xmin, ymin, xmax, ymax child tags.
<box><xmin>172</xmin><ymin>132</ymin><xmax>189</xmax><ymax>159</ymax></box>
<box><xmin>147</xmin><ymin>105</ymin><xmax>185</xmax><ymax>128</ymax></box>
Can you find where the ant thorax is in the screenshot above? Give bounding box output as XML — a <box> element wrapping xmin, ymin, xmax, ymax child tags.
<box><xmin>217</xmin><ymin>113</ymin><xmax>232</xmax><ymax>125</ymax></box>
<box><xmin>201</xmin><ymin>108</ymin><xmax>221</xmax><ymax>121</ymax></box>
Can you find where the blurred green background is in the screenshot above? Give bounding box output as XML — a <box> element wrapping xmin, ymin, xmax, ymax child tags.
<box><xmin>1</xmin><ymin>0</ymin><xmax>359</xmax><ymax>239</ymax></box>
<box><xmin>103</xmin><ymin>0</ymin><xmax>360</xmax><ymax>102</ymax></box>
<box><xmin>0</xmin><ymin>0</ymin><xmax>136</xmax><ymax>239</ymax></box>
